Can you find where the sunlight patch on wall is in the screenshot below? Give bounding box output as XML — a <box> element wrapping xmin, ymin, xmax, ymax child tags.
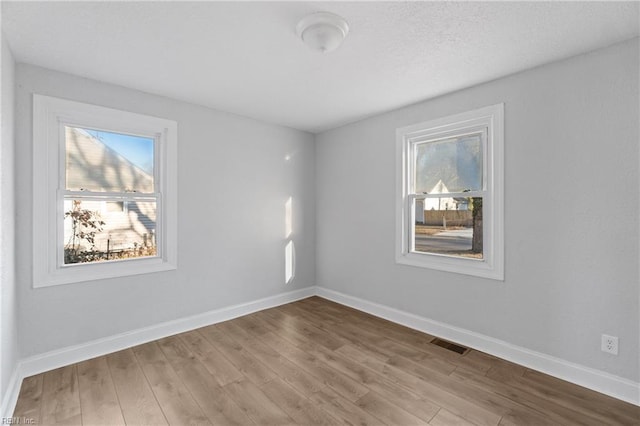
<box><xmin>285</xmin><ymin>240</ymin><xmax>295</xmax><ymax>284</ymax></box>
<box><xmin>285</xmin><ymin>197</ymin><xmax>292</xmax><ymax>239</ymax></box>
<box><xmin>285</xmin><ymin>196</ymin><xmax>295</xmax><ymax>284</ymax></box>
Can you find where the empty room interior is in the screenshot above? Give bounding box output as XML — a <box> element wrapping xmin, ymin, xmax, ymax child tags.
<box><xmin>1</xmin><ymin>1</ymin><xmax>639</xmax><ymax>425</ymax></box>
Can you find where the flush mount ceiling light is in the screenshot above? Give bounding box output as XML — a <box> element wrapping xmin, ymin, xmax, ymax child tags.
<box><xmin>296</xmin><ymin>12</ymin><xmax>349</xmax><ymax>53</ymax></box>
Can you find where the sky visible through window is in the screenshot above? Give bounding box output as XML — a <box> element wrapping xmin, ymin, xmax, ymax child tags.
<box><xmin>85</xmin><ymin>129</ymin><xmax>154</xmax><ymax>174</ymax></box>
<box><xmin>415</xmin><ymin>134</ymin><xmax>482</xmax><ymax>194</ymax></box>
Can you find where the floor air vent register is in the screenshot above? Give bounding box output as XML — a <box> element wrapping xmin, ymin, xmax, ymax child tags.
<box><xmin>430</xmin><ymin>337</ymin><xmax>470</xmax><ymax>355</ymax></box>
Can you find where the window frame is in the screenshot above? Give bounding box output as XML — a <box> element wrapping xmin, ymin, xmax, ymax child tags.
<box><xmin>395</xmin><ymin>104</ymin><xmax>504</xmax><ymax>280</ymax></box>
<box><xmin>33</xmin><ymin>94</ymin><xmax>178</xmax><ymax>287</ymax></box>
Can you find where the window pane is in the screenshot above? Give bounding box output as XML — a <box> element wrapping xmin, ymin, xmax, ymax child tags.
<box><xmin>63</xmin><ymin>199</ymin><xmax>157</xmax><ymax>264</ymax></box>
<box><xmin>413</xmin><ymin>197</ymin><xmax>483</xmax><ymax>259</ymax></box>
<box><xmin>65</xmin><ymin>126</ymin><xmax>154</xmax><ymax>193</ymax></box>
<box><xmin>106</xmin><ymin>201</ymin><xmax>125</xmax><ymax>212</ymax></box>
<box><xmin>415</xmin><ymin>133</ymin><xmax>482</xmax><ymax>194</ymax></box>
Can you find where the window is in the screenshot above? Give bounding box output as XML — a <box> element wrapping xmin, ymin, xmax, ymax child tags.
<box><xmin>33</xmin><ymin>95</ymin><xmax>177</xmax><ymax>287</ymax></box>
<box><xmin>396</xmin><ymin>104</ymin><xmax>504</xmax><ymax>280</ymax></box>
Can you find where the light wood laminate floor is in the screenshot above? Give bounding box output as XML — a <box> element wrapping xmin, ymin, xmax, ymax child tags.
<box><xmin>13</xmin><ymin>297</ymin><xmax>640</xmax><ymax>425</ymax></box>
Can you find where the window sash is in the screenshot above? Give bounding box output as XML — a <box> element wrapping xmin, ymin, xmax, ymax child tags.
<box><xmin>407</xmin><ymin>191</ymin><xmax>485</xmax><ymax>199</ymax></box>
<box><xmin>62</xmin><ymin>190</ymin><xmax>161</xmax><ymax>200</ymax></box>
<box><xmin>58</xmin><ymin>120</ymin><xmax>161</xmax><ymax>195</ymax></box>
<box><xmin>407</xmin><ymin>196</ymin><xmax>484</xmax><ymax>257</ymax></box>
<box><xmin>59</xmin><ymin>193</ymin><xmax>162</xmax><ymax>268</ymax></box>
<box><xmin>58</xmin><ymin>120</ymin><xmax>162</xmax><ymax>267</ymax></box>
<box><xmin>408</xmin><ymin>127</ymin><xmax>488</xmax><ymax>195</ymax></box>
<box><xmin>405</xmin><ymin>128</ymin><xmax>488</xmax><ymax>259</ymax></box>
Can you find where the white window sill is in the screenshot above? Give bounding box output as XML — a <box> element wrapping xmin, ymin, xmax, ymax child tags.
<box><xmin>396</xmin><ymin>252</ymin><xmax>503</xmax><ymax>281</ymax></box>
<box><xmin>33</xmin><ymin>257</ymin><xmax>177</xmax><ymax>288</ymax></box>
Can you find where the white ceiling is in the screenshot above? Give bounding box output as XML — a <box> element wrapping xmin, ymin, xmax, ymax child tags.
<box><xmin>2</xmin><ymin>1</ymin><xmax>638</xmax><ymax>133</ymax></box>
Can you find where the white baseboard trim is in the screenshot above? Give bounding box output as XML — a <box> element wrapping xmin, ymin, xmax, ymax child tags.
<box><xmin>2</xmin><ymin>284</ymin><xmax>637</xmax><ymax>419</ymax></box>
<box><xmin>1</xmin><ymin>364</ymin><xmax>23</xmax><ymax>421</ymax></box>
<box><xmin>20</xmin><ymin>286</ymin><xmax>315</xmax><ymax>378</ymax></box>
<box><xmin>316</xmin><ymin>287</ymin><xmax>640</xmax><ymax>406</ymax></box>
<box><xmin>1</xmin><ymin>286</ymin><xmax>315</xmax><ymax>418</ymax></box>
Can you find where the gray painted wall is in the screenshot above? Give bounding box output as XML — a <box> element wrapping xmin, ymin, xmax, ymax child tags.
<box><xmin>15</xmin><ymin>64</ymin><xmax>316</xmax><ymax>358</ymax></box>
<box><xmin>316</xmin><ymin>38</ymin><xmax>639</xmax><ymax>381</ymax></box>
<box><xmin>1</xmin><ymin>36</ymin><xmax>18</xmax><ymax>404</ymax></box>
<box><xmin>4</xmin><ymin>35</ymin><xmax>638</xmax><ymax>403</ymax></box>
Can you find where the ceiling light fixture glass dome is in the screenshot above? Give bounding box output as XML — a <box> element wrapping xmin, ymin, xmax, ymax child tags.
<box><xmin>296</xmin><ymin>12</ymin><xmax>349</xmax><ymax>53</ymax></box>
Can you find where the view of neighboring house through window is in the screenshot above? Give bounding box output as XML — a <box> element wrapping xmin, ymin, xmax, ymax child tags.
<box><xmin>64</xmin><ymin>126</ymin><xmax>157</xmax><ymax>264</ymax></box>
<box><xmin>33</xmin><ymin>94</ymin><xmax>177</xmax><ymax>287</ymax></box>
<box><xmin>413</xmin><ymin>132</ymin><xmax>484</xmax><ymax>258</ymax></box>
<box><xmin>396</xmin><ymin>104</ymin><xmax>504</xmax><ymax>280</ymax></box>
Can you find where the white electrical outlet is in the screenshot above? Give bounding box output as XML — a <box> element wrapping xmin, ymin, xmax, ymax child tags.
<box><xmin>601</xmin><ymin>334</ymin><xmax>619</xmax><ymax>355</ymax></box>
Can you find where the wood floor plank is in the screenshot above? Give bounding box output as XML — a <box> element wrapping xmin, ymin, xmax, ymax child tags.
<box><xmin>392</xmin><ymin>361</ymin><xmax>536</xmax><ymax>426</ymax></box>
<box><xmin>467</xmin><ymin>351</ymin><xmax>526</xmax><ymax>380</ymax></box>
<box><xmin>257</xmin><ymin>329</ymin><xmax>370</xmax><ymax>402</ymax></box>
<box><xmin>178</xmin><ymin>330</ymin><xmax>245</xmax><ymax>386</ymax></box>
<box><xmin>106</xmin><ymin>349</ymin><xmax>168</xmax><ymax>426</ymax></box>
<box><xmin>308</xmin><ymin>387</ymin><xmax>385</xmax><ymax>426</ymax></box>
<box><xmin>355</xmin><ymin>390</ymin><xmax>430</xmax><ymax>425</ymax></box>
<box><xmin>12</xmin><ymin>374</ymin><xmax>43</xmax><ymax>424</ymax></box>
<box><xmin>338</xmin><ymin>344</ymin><xmax>502</xmax><ymax>426</ymax></box>
<box><xmin>198</xmin><ymin>324</ymin><xmax>277</xmax><ymax>386</ymax></box>
<box><xmin>259</xmin><ymin>307</ymin><xmax>340</xmax><ymax>350</ymax></box>
<box><xmin>430</xmin><ymin>408</ymin><xmax>477</xmax><ymax>426</ymax></box>
<box><xmin>318</xmin><ymin>303</ymin><xmax>488</xmax><ymax>374</ymax></box>
<box><xmin>257</xmin><ymin>307</ymin><xmax>356</xmax><ymax>360</ymax></box>
<box><xmin>303</xmin><ymin>338</ymin><xmax>441</xmax><ymax>423</ymax></box>
<box><xmin>132</xmin><ymin>342</ymin><xmax>211</xmax><ymax>425</ymax></box>
<box><xmin>274</xmin><ymin>304</ymin><xmax>349</xmax><ymax>350</ymax></box>
<box><xmin>223</xmin><ymin>379</ymin><xmax>296</xmax><ymax>425</ymax></box>
<box><xmin>299</xmin><ymin>297</ymin><xmax>428</xmax><ymax>341</ymax></box>
<box><xmin>40</xmin><ymin>365</ymin><xmax>82</xmax><ymax>425</ymax></box>
<box><xmin>271</xmin><ymin>302</ymin><xmax>394</xmax><ymax>363</ymax></box>
<box><xmin>292</xmin><ymin>300</ymin><xmax>481</xmax><ymax>378</ymax></box>
<box><xmin>217</xmin><ymin>319</ymin><xmax>327</xmax><ymax>396</ymax></box>
<box><xmin>259</xmin><ymin>377</ymin><xmax>341</xmax><ymax>425</ymax></box>
<box><xmin>518</xmin><ymin>369</ymin><xmax>640</xmax><ymax>424</ymax></box>
<box><xmin>254</xmin><ymin>310</ymin><xmax>327</xmax><ymax>350</ymax></box>
<box><xmin>157</xmin><ymin>335</ymin><xmax>255</xmax><ymax>426</ymax></box>
<box><xmin>77</xmin><ymin>357</ymin><xmax>125</xmax><ymax>425</ymax></box>
<box><xmin>298</xmin><ymin>298</ymin><xmax>492</xmax><ymax>375</ymax></box>
<box><xmin>233</xmin><ymin>312</ymin><xmax>273</xmax><ymax>336</ymax></box>
<box><xmin>389</xmin><ymin>350</ymin><xmax>460</xmax><ymax>378</ymax></box>
<box><xmin>450</xmin><ymin>366</ymin><xmax>597</xmax><ymax>425</ymax></box>
<box><xmin>13</xmin><ymin>296</ymin><xmax>638</xmax><ymax>426</ymax></box>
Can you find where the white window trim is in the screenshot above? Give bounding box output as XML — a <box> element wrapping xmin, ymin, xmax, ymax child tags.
<box><xmin>33</xmin><ymin>94</ymin><xmax>178</xmax><ymax>287</ymax></box>
<box><xmin>395</xmin><ymin>103</ymin><xmax>504</xmax><ymax>280</ymax></box>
